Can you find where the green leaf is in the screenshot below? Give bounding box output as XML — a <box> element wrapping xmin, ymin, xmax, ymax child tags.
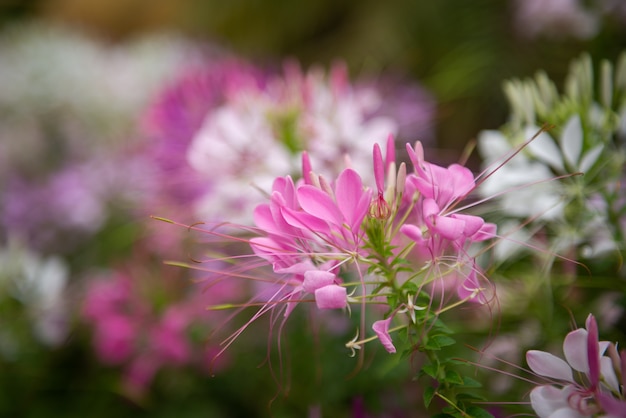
<box><xmin>421</xmin><ymin>363</ymin><xmax>439</xmax><ymax>379</ymax></box>
<box><xmin>461</xmin><ymin>376</ymin><xmax>483</xmax><ymax>388</ymax></box>
<box><xmin>401</xmin><ymin>281</ymin><xmax>419</xmax><ymax>294</ymax></box>
<box><xmin>464</xmin><ymin>406</ymin><xmax>495</xmax><ymax>418</ymax></box>
<box><xmin>424</xmin><ymin>386</ymin><xmax>436</xmax><ymax>408</ymax></box>
<box><xmin>444</xmin><ymin>370</ymin><xmax>464</xmax><ymax>386</ymax></box>
<box><xmin>425</xmin><ymin>334</ymin><xmax>456</xmax><ymax>350</ymax></box>
<box><xmin>456</xmin><ymin>392</ymin><xmax>487</xmax><ymax>402</ymax></box>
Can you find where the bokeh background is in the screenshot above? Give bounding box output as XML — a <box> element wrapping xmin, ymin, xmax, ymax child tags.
<box><xmin>1</xmin><ymin>1</ymin><xmax>625</xmax><ymax>417</ymax></box>
<box><xmin>4</xmin><ymin>0</ymin><xmax>626</xmax><ymax>155</ymax></box>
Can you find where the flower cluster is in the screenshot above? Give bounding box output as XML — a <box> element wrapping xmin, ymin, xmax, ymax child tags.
<box><xmin>478</xmin><ymin>53</ymin><xmax>626</xmax><ymax>261</ymax></box>
<box><xmin>183</xmin><ymin>135</ymin><xmax>496</xmax><ymax>367</ymax></box>
<box><xmin>0</xmin><ymin>239</ymin><xmax>69</xmax><ymax>351</ymax></box>
<box><xmin>527</xmin><ymin>314</ymin><xmax>626</xmax><ymax>417</ymax></box>
<box><xmin>81</xmin><ymin>264</ymin><xmax>236</xmax><ymax>399</ymax></box>
<box><xmin>0</xmin><ymin>21</ymin><xmax>199</xmax><ymax>252</ymax></box>
<box><xmin>140</xmin><ymin>60</ymin><xmax>434</xmax><ymax>225</ymax></box>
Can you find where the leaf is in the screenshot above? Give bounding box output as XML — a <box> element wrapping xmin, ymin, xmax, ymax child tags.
<box><xmin>464</xmin><ymin>406</ymin><xmax>495</xmax><ymax>418</ymax></box>
<box><xmin>461</xmin><ymin>376</ymin><xmax>483</xmax><ymax>388</ymax></box>
<box><xmin>424</xmin><ymin>386</ymin><xmax>436</xmax><ymax>408</ymax></box>
<box><xmin>431</xmin><ymin>335</ymin><xmax>456</xmax><ymax>348</ymax></box>
<box><xmin>444</xmin><ymin>370</ymin><xmax>464</xmax><ymax>386</ymax></box>
<box><xmin>421</xmin><ymin>363</ymin><xmax>439</xmax><ymax>379</ymax></box>
<box><xmin>429</xmin><ymin>318</ymin><xmax>454</xmax><ymax>334</ymax></box>
<box><xmin>456</xmin><ymin>393</ymin><xmax>486</xmax><ymax>402</ymax></box>
<box><xmin>402</xmin><ymin>281</ymin><xmax>419</xmax><ymax>294</ymax></box>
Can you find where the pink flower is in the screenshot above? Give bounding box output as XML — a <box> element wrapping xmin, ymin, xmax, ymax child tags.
<box><xmin>372</xmin><ymin>317</ymin><xmax>396</xmax><ymax>354</ymax></box>
<box><xmin>526</xmin><ymin>314</ymin><xmax>622</xmax><ymax>417</ymax></box>
<box><xmin>314</xmin><ymin>284</ymin><xmax>347</xmax><ymax>310</ymax></box>
<box><xmin>93</xmin><ymin>315</ymin><xmax>136</xmax><ymax>365</ymax></box>
<box><xmin>184</xmin><ymin>138</ymin><xmax>497</xmax><ymax>360</ymax></box>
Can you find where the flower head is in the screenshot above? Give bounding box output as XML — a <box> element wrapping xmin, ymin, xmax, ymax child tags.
<box><xmin>176</xmin><ymin>135</ymin><xmax>497</xmax><ymax>362</ymax></box>
<box><xmin>526</xmin><ymin>314</ymin><xmax>623</xmax><ymax>418</ymax></box>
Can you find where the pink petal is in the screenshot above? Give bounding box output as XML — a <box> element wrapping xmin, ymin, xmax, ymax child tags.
<box><xmin>430</xmin><ymin>215</ymin><xmax>465</xmax><ymax>241</ymax></box>
<box><xmin>529</xmin><ymin>386</ymin><xmax>576</xmax><ymax>418</ymax></box>
<box><xmin>281</xmin><ymin>206</ymin><xmax>330</xmax><ymax>235</ymax></box>
<box><xmin>427</xmin><ymin>164</ymin><xmax>454</xmax><ymax>203</ymax></box>
<box><xmin>621</xmin><ymin>350</ymin><xmax>626</xmax><ymax>390</ymax></box>
<box><xmin>406</xmin><ymin>141</ymin><xmax>426</xmax><ymax>178</ymax></box>
<box><xmin>249</xmin><ymin>237</ymin><xmax>284</xmax><ymax>261</ymax></box>
<box><xmin>601</xmin><ymin>356</ymin><xmax>620</xmax><ymax>392</ymax></box>
<box><xmin>272</xmin><ymin>176</ymin><xmax>297</xmax><ymax>208</ymax></box>
<box><xmin>399</xmin><ymin>224</ymin><xmax>425</xmax><ymax>243</ymax></box>
<box><xmin>314</xmin><ymin>285</ymin><xmax>347</xmax><ymax>309</ymax></box>
<box><xmin>384</xmin><ymin>134</ymin><xmax>395</xmax><ymax>172</ymax></box>
<box><xmin>527</xmin><ymin>350</ymin><xmax>574</xmax><ymax>382</ymax></box>
<box><xmin>585</xmin><ymin>314</ymin><xmax>600</xmax><ymax>386</ymax></box>
<box><xmin>303</xmin><ymin>270</ymin><xmax>336</xmax><ymax>293</ymax></box>
<box><xmin>275</xmin><ymin>260</ymin><xmax>316</xmax><ymax>275</ymax></box>
<box><xmin>422</xmin><ymin>198</ymin><xmax>440</xmax><ymax>219</ymax></box>
<box><xmin>447</xmin><ymin>164</ymin><xmax>475</xmax><ymax>199</ymax></box>
<box><xmin>413</xmin><ymin>176</ymin><xmax>438</xmax><ymax>200</ymax></box>
<box><xmin>372</xmin><ymin>317</ymin><xmax>396</xmax><ymax>354</ymax></box>
<box><xmin>373</xmin><ymin>143</ymin><xmax>385</xmax><ymax>193</ymax></box>
<box><xmin>597</xmin><ymin>392</ymin><xmax>626</xmax><ymax>417</ymax></box>
<box><xmin>297</xmin><ymin>185</ymin><xmax>343</xmax><ymax>226</ymax></box>
<box><xmin>472</xmin><ymin>222</ymin><xmax>497</xmax><ymax>241</ymax></box>
<box><xmin>335</xmin><ymin>168</ymin><xmax>371</xmax><ymax>231</ymax></box>
<box><xmin>563</xmin><ymin>328</ymin><xmax>589</xmax><ymax>374</ymax></box>
<box><xmin>253</xmin><ymin>204</ymin><xmax>280</xmax><ymax>235</ymax></box>
<box><xmin>451</xmin><ymin>213</ymin><xmax>484</xmax><ymax>237</ymax></box>
<box><xmin>457</xmin><ymin>269</ymin><xmax>487</xmax><ymax>303</ymax></box>
<box><xmin>301</xmin><ymin>151</ymin><xmax>313</xmax><ymax>185</ymax></box>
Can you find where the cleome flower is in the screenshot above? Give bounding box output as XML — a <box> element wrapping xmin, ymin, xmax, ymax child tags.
<box><xmin>173</xmin><ymin>135</ymin><xmax>497</xmax><ymax>363</ymax></box>
<box><xmin>526</xmin><ymin>314</ymin><xmax>626</xmax><ymax>418</ymax></box>
<box><xmin>140</xmin><ymin>59</ymin><xmax>435</xmax><ymax>226</ymax></box>
<box><xmin>477</xmin><ymin>53</ymin><xmax>626</xmax><ymax>260</ymax></box>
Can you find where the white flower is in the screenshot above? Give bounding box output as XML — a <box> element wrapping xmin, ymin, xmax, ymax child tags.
<box><xmin>0</xmin><ymin>241</ymin><xmax>70</xmax><ymax>346</ymax></box>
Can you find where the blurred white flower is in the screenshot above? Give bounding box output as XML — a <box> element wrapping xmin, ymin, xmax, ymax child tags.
<box><xmin>0</xmin><ymin>240</ymin><xmax>70</xmax><ymax>346</ymax></box>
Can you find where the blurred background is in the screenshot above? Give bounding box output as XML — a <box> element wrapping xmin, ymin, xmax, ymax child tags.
<box><xmin>0</xmin><ymin>1</ymin><xmax>625</xmax><ymax>417</ymax></box>
<box><xmin>3</xmin><ymin>0</ymin><xmax>626</xmax><ymax>154</ymax></box>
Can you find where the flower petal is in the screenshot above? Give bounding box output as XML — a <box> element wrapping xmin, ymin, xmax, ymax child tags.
<box><xmin>314</xmin><ymin>285</ymin><xmax>347</xmax><ymax>309</ymax></box>
<box><xmin>525</xmin><ymin>126</ymin><xmax>564</xmax><ymax>171</ymax></box>
<box><xmin>477</xmin><ymin>130</ymin><xmax>514</xmax><ymax>163</ymax></box>
<box><xmin>303</xmin><ymin>270</ymin><xmax>336</xmax><ymax>293</ymax></box>
<box><xmin>597</xmin><ymin>391</ymin><xmax>626</xmax><ymax>417</ymax></box>
<box><xmin>281</xmin><ymin>206</ymin><xmax>330</xmax><ymax>236</ymax></box>
<box><xmin>472</xmin><ymin>222</ymin><xmax>497</xmax><ymax>241</ymax></box>
<box><xmin>529</xmin><ymin>385</ymin><xmax>575</xmax><ymax>418</ymax></box>
<box><xmin>601</xmin><ymin>356</ymin><xmax>620</xmax><ymax>392</ymax></box>
<box><xmin>527</xmin><ymin>350</ymin><xmax>574</xmax><ymax>382</ymax></box>
<box><xmin>334</xmin><ymin>168</ymin><xmax>371</xmax><ymax>232</ymax></box>
<box><xmin>560</xmin><ymin>115</ymin><xmax>583</xmax><ymax>167</ymax></box>
<box><xmin>399</xmin><ymin>224</ymin><xmax>425</xmax><ymax>244</ymax></box>
<box><xmin>585</xmin><ymin>314</ymin><xmax>600</xmax><ymax>386</ymax></box>
<box><xmin>579</xmin><ymin>144</ymin><xmax>603</xmax><ymax>172</ymax></box>
<box><xmin>372</xmin><ymin>317</ymin><xmax>396</xmax><ymax>354</ymax></box>
<box><xmin>451</xmin><ymin>213</ymin><xmax>484</xmax><ymax>237</ymax></box>
<box><xmin>373</xmin><ymin>143</ymin><xmax>385</xmax><ymax>193</ymax></box>
<box><xmin>430</xmin><ymin>215</ymin><xmax>465</xmax><ymax>241</ymax></box>
<box><xmin>297</xmin><ymin>185</ymin><xmax>343</xmax><ymax>226</ymax></box>
<box><xmin>563</xmin><ymin>328</ymin><xmax>589</xmax><ymax>374</ymax></box>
